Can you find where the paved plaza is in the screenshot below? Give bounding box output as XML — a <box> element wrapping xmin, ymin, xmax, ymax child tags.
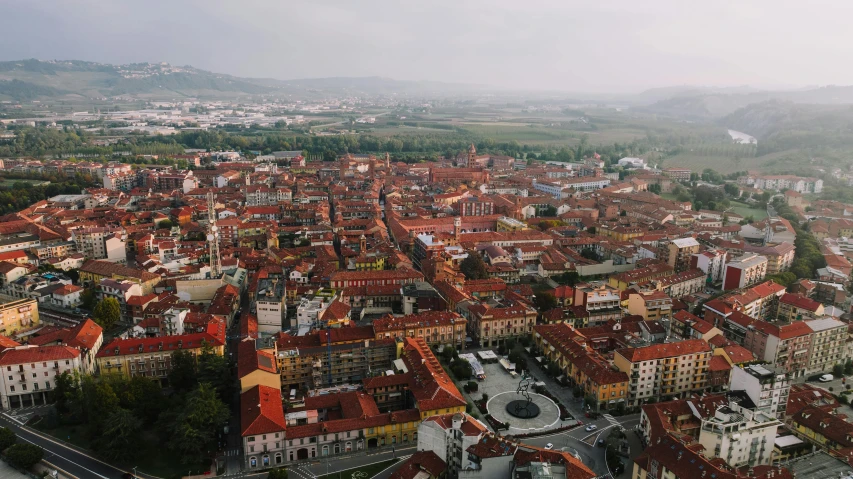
<box><xmin>487</xmin><ymin>391</ymin><xmax>560</xmax><ymax>432</ymax></box>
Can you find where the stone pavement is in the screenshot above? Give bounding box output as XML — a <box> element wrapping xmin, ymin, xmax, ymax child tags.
<box><xmin>487</xmin><ymin>391</ymin><xmax>560</xmax><ymax>433</ymax></box>
<box><xmin>0</xmin><ymin>462</ymin><xmax>28</xmax><ymax>479</ymax></box>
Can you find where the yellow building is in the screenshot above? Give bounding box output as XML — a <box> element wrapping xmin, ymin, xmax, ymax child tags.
<box><xmin>496</xmin><ymin>216</ymin><xmax>529</xmax><ymax>232</ymax></box>
<box><xmin>627</xmin><ymin>291</ymin><xmax>673</xmax><ymax>321</ymax></box>
<box><xmin>238</xmin><ymin>340</ymin><xmax>282</xmax><ymax>394</ymax></box>
<box><xmin>533</xmin><ymin>323</ymin><xmax>629</xmax><ymax>411</ymax></box>
<box><xmin>0</xmin><ymin>299</ymin><xmax>39</xmax><ymax>336</ymax></box>
<box><xmin>791</xmin><ymin>406</ymin><xmax>853</xmax><ymax>453</ymax></box>
<box><xmin>95</xmin><ymin>319</ymin><xmax>226</xmax><ymax>384</ymax></box>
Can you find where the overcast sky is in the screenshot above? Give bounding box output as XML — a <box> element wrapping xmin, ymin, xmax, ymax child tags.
<box><xmin>1</xmin><ymin>0</ymin><xmax>851</xmax><ymax>93</ymax></box>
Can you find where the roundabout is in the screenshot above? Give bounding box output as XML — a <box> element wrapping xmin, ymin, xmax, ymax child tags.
<box><xmin>486</xmin><ymin>391</ymin><xmax>560</xmax><ymax>432</ymax></box>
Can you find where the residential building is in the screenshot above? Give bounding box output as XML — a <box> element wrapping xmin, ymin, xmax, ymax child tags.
<box><xmin>729</xmin><ymin>364</ymin><xmax>791</xmax><ymax>420</ymax></box>
<box><xmin>28</xmin><ymin>319</ymin><xmax>103</xmax><ymax>375</ymax></box>
<box><xmin>0</xmin><ymin>299</ymin><xmax>39</xmax><ymax>336</ymax></box>
<box><xmin>95</xmin><ymin>318</ymin><xmax>226</xmax><ymax>385</ymax></box>
<box><xmin>667</xmin><ymin>237</ymin><xmax>701</xmax><ymax>272</ymax></box>
<box><xmin>72</xmin><ymin>227</ymin><xmax>127</xmax><ymax>263</ymax></box>
<box><xmin>777</xmin><ymin>293</ymin><xmax>824</xmax><ymax>321</ymax></box>
<box><xmin>804</xmin><ymin>317</ymin><xmax>846</xmax><ymax>374</ymax></box>
<box><xmin>256</xmin><ymin>278</ymin><xmax>286</xmax><ymax>333</ymax></box>
<box><xmin>241</xmin><ymin>385</ymin><xmax>287</xmax><ymax>469</ymax></box>
<box><xmin>0</xmin><ymin>345</ymin><xmax>83</xmax><ymax>409</ymax></box>
<box><xmin>722</xmin><ymin>254</ymin><xmax>768</xmax><ymax>291</ymax></box>
<box><xmin>614</xmin><ymin>339</ymin><xmax>712</xmax><ymax>407</ymax></box>
<box><xmin>372</xmin><ymin>311</ymin><xmax>467</xmax><ymax>350</ymax></box>
<box><xmin>627</xmin><ymin>291</ymin><xmax>673</xmax><ymax>321</ymax></box>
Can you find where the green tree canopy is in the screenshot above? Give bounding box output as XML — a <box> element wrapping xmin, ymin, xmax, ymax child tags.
<box><xmin>0</xmin><ymin>427</ymin><xmax>16</xmax><ymax>452</ymax></box>
<box><xmin>164</xmin><ymin>384</ymin><xmax>229</xmax><ymax>464</ymax></box>
<box><xmin>5</xmin><ymin>443</ymin><xmax>43</xmax><ymax>470</ymax></box>
<box><xmin>92</xmin><ymin>297</ymin><xmax>121</xmax><ymax>330</ymax></box>
<box><xmin>460</xmin><ymin>254</ymin><xmax>489</xmax><ymax>280</ymax></box>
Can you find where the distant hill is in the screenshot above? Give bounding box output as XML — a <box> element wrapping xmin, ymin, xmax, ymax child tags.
<box><xmin>0</xmin><ymin>59</ymin><xmax>482</xmax><ymax>100</ymax></box>
<box><xmin>722</xmin><ymin>100</ymin><xmax>853</xmax><ymax>154</ymax></box>
<box><xmin>637</xmin><ymin>85</ymin><xmax>853</xmax><ymax>120</ymax></box>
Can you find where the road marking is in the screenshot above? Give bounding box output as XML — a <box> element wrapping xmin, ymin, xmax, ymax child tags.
<box><xmin>0</xmin><ymin>413</ymin><xmax>121</xmax><ymax>479</ymax></box>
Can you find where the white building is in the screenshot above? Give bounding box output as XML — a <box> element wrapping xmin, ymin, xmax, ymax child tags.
<box><xmin>50</xmin><ymin>284</ymin><xmax>83</xmax><ymax>308</ymax></box>
<box><xmin>417</xmin><ymin>413</ymin><xmax>489</xmax><ymax>475</ymax></box>
<box><xmin>722</xmin><ymin>254</ymin><xmax>768</xmax><ymax>291</ymax></box>
<box><xmin>0</xmin><ymin>345</ymin><xmax>83</xmax><ymax>409</ymax></box>
<box><xmin>729</xmin><ymin>364</ymin><xmax>790</xmax><ymax>420</ymax></box>
<box><xmin>696</xmin><ymin>397</ymin><xmax>780</xmax><ymax>468</ymax></box>
<box><xmin>295</xmin><ymin>297</ymin><xmax>331</xmax><ymax>329</ymax></box>
<box><xmin>617</xmin><ymin>157</ymin><xmax>647</xmax><ymax>169</ymax></box>
<box><xmin>692</xmin><ymin>249</ymin><xmax>727</xmax><ymax>283</ymax></box>
<box><xmin>256</xmin><ymin>278</ymin><xmax>286</xmax><ymax>334</ymax></box>
<box><xmin>72</xmin><ymin>227</ymin><xmax>127</xmax><ymax>263</ymax></box>
<box><xmin>805</xmin><ymin>317</ymin><xmax>847</xmax><ymax>374</ymax></box>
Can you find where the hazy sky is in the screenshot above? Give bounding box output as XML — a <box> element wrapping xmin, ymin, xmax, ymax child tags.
<box><xmin>1</xmin><ymin>0</ymin><xmax>851</xmax><ymax>92</ymax></box>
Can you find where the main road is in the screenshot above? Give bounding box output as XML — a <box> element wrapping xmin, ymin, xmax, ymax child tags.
<box><xmin>0</xmin><ymin>412</ymin><xmax>134</xmax><ymax>479</ymax></box>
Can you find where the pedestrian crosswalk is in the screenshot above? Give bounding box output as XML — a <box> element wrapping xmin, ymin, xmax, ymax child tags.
<box><xmin>602</xmin><ymin>414</ymin><xmax>620</xmax><ymax>427</ymax></box>
<box><xmin>225</xmin><ymin>449</ymin><xmax>241</xmax><ymax>457</ymax></box>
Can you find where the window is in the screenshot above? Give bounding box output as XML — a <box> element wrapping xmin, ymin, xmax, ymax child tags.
<box><xmin>9</xmin><ymin>386</ymin><xmax>14</xmax><ymax>392</ymax></box>
<box><xmin>248</xmin><ymin>436</ymin><xmax>255</xmax><ymax>442</ymax></box>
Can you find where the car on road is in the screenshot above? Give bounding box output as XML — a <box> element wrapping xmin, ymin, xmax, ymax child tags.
<box><xmin>820</xmin><ymin>374</ymin><xmax>834</xmax><ymax>382</ymax></box>
<box><xmin>597</xmin><ymin>439</ymin><xmax>606</xmax><ymax>448</ymax></box>
<box><xmin>545</xmin><ymin>443</ymin><xmax>554</xmax><ymax>450</ymax></box>
<box><xmin>585</xmin><ymin>425</ymin><xmax>597</xmax><ymax>432</ymax></box>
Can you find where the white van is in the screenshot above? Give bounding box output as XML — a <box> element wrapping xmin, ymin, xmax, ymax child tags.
<box><xmin>819</xmin><ymin>374</ymin><xmax>834</xmax><ymax>382</ymax></box>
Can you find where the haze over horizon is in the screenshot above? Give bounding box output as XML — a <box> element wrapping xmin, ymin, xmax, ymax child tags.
<box><xmin>1</xmin><ymin>0</ymin><xmax>852</xmax><ymax>93</ymax></box>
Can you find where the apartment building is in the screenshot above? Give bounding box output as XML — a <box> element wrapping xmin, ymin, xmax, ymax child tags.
<box><xmin>777</xmin><ymin>293</ymin><xmax>824</xmax><ymax>321</ymax></box>
<box><xmin>0</xmin><ymin>299</ymin><xmax>39</xmax><ymax>337</ymax></box>
<box><xmin>614</xmin><ymin>339</ymin><xmax>712</xmax><ymax>407</ymax></box>
<box><xmin>667</xmin><ymin>237</ymin><xmax>701</xmax><ymax>272</ymax></box>
<box><xmin>742</xmin><ymin>318</ymin><xmax>812</xmax><ymax>377</ymax></box>
<box><xmin>805</xmin><ymin>317</ymin><xmax>846</xmax><ymax>374</ymax></box>
<box><xmin>533</xmin><ymin>323</ymin><xmax>630</xmax><ymax>412</ymax></box>
<box><xmin>462</xmin><ymin>299</ymin><xmax>536</xmax><ymax>348</ymax></box>
<box><xmin>241</xmin><ymin>385</ymin><xmax>287</xmax><ymax>469</ymax></box>
<box><xmin>0</xmin><ymin>345</ymin><xmax>83</xmax><ymax>409</ymax></box>
<box><xmin>697</xmin><ymin>395</ymin><xmax>781</xmax><ymax>467</ymax></box>
<box><xmin>627</xmin><ymin>291</ymin><xmax>673</xmax><ymax>321</ymax></box>
<box><xmin>95</xmin><ymin>318</ymin><xmax>226</xmax><ymax>385</ymax></box>
<box><xmin>256</xmin><ymin>278</ymin><xmax>286</xmax><ymax>333</ymax></box>
<box><xmin>744</xmin><ymin>242</ymin><xmax>795</xmax><ymax>274</ymax></box>
<box><xmin>372</xmin><ymin>311</ymin><xmax>467</xmax><ymax>350</ymax></box>
<box><xmin>729</xmin><ymin>364</ymin><xmax>791</xmax><ymax>420</ymax></box>
<box><xmin>722</xmin><ymin>254</ymin><xmax>768</xmax><ymax>291</ymax></box>
<box><xmin>573</xmin><ymin>282</ymin><xmax>622</xmax><ymax>326</ymax></box>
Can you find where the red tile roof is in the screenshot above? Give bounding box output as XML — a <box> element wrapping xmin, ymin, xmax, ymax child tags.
<box><xmin>96</xmin><ymin>317</ymin><xmax>225</xmax><ymax>357</ymax></box>
<box><xmin>616</xmin><ymin>339</ymin><xmax>711</xmax><ymax>362</ymax></box>
<box><xmin>29</xmin><ymin>319</ymin><xmax>102</xmax><ymax>351</ymax></box>
<box><xmin>390</xmin><ymin>451</ymin><xmax>447</xmax><ymax>479</ymax></box>
<box><xmin>241</xmin><ymin>385</ymin><xmax>287</xmax><ymax>437</ymax></box>
<box><xmin>779</xmin><ymin>293</ymin><xmax>823</xmax><ymax>313</ymax></box>
<box><xmin>0</xmin><ymin>345</ymin><xmax>80</xmax><ymax>365</ymax></box>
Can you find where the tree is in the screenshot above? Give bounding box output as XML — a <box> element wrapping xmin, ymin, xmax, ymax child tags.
<box><xmin>834</xmin><ymin>364</ymin><xmax>844</xmax><ymax>377</ymax></box>
<box><xmin>269</xmin><ymin>469</ymin><xmax>289</xmax><ymax>479</ymax></box>
<box><xmin>460</xmin><ymin>254</ymin><xmax>489</xmax><ymax>280</ymax></box>
<box><xmin>5</xmin><ymin>443</ymin><xmax>43</xmax><ymax>470</ymax></box>
<box><xmin>168</xmin><ymin>350</ymin><xmax>199</xmax><ymax>393</ymax></box>
<box><xmin>648</xmin><ymin>183</ymin><xmax>662</xmax><ymax>195</ymax></box>
<box><xmin>164</xmin><ymin>384</ymin><xmax>229</xmax><ymax>464</ymax></box>
<box><xmin>533</xmin><ymin>293</ymin><xmax>558</xmax><ymax>312</ymax></box>
<box><xmin>539</xmin><ymin>205</ymin><xmax>558</xmax><ymax>217</ymax></box>
<box><xmin>197</xmin><ymin>341</ymin><xmax>233</xmax><ymax>400</ymax></box>
<box><xmin>845</xmin><ymin>359</ymin><xmax>853</xmax><ymax>376</ymax></box>
<box><xmin>95</xmin><ymin>408</ymin><xmax>143</xmax><ymax>460</ymax></box>
<box><xmin>92</xmin><ymin>297</ymin><xmax>121</xmax><ymax>330</ymax></box>
<box><xmin>450</xmin><ymin>358</ymin><xmax>473</xmax><ymax>380</ymax></box>
<box><xmin>723</xmin><ymin>183</ymin><xmax>740</xmax><ymax>197</ymax></box>
<box><xmin>580</xmin><ymin>248</ymin><xmax>599</xmax><ymax>261</ymax></box>
<box><xmin>157</xmin><ymin>219</ymin><xmax>174</xmax><ymax>230</ymax></box>
<box><xmin>79</xmin><ymin>288</ymin><xmax>97</xmax><ymax>310</ymax></box>
<box><xmin>51</xmin><ymin>371</ymin><xmax>78</xmax><ymax>415</ymax></box>
<box><xmin>0</xmin><ymin>427</ymin><xmax>16</xmax><ymax>452</ymax></box>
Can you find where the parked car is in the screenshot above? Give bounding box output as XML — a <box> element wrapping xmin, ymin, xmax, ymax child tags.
<box><xmin>820</xmin><ymin>374</ymin><xmax>834</xmax><ymax>382</ymax></box>
<box><xmin>597</xmin><ymin>439</ymin><xmax>606</xmax><ymax>448</ymax></box>
<box><xmin>585</xmin><ymin>425</ymin><xmax>597</xmax><ymax>432</ymax></box>
<box><xmin>545</xmin><ymin>443</ymin><xmax>554</xmax><ymax>450</ymax></box>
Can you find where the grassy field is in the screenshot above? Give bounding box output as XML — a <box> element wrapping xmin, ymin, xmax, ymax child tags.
<box><xmin>317</xmin><ymin>459</ymin><xmax>399</xmax><ymax>479</ymax></box>
<box><xmin>729</xmin><ymin>202</ymin><xmax>768</xmax><ymax>220</ymax></box>
<box><xmin>663</xmin><ymin>148</ymin><xmax>810</xmax><ymax>175</ymax></box>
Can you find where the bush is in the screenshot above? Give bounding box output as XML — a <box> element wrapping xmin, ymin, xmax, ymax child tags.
<box><xmin>268</xmin><ymin>468</ymin><xmax>288</xmax><ymax>479</ymax></box>
<box><xmin>5</xmin><ymin>443</ymin><xmax>43</xmax><ymax>470</ymax></box>
<box><xmin>467</xmin><ymin>381</ymin><xmax>478</xmax><ymax>392</ymax></box>
<box><xmin>482</xmin><ymin>393</ymin><xmax>489</xmax><ymax>402</ymax></box>
<box><xmin>0</xmin><ymin>428</ymin><xmax>15</xmax><ymax>452</ymax></box>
